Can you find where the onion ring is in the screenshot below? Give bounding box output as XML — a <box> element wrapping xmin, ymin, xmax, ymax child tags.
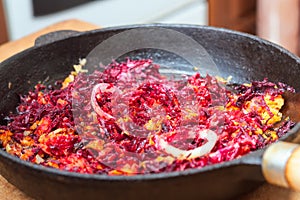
<box><xmin>157</xmin><ymin>129</ymin><xmax>218</xmax><ymax>160</ymax></box>
<box><xmin>91</xmin><ymin>83</ymin><xmax>118</xmax><ymax>120</ymax></box>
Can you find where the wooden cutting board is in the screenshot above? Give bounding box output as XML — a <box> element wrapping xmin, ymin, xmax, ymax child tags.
<box><xmin>0</xmin><ymin>19</ymin><xmax>299</xmax><ymax>200</ymax></box>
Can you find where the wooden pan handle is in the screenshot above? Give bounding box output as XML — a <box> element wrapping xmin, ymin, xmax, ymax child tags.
<box><xmin>262</xmin><ymin>141</ymin><xmax>300</xmax><ymax>191</ymax></box>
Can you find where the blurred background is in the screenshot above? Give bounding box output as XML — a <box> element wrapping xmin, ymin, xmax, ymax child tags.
<box><xmin>0</xmin><ymin>0</ymin><xmax>299</xmax><ymax>55</ymax></box>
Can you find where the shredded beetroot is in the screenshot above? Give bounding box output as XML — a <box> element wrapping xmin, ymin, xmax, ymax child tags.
<box><xmin>0</xmin><ymin>59</ymin><xmax>295</xmax><ymax>175</ymax></box>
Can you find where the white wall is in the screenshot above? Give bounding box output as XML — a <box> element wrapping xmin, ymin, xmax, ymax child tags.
<box><xmin>3</xmin><ymin>0</ymin><xmax>207</xmax><ymax>40</ymax></box>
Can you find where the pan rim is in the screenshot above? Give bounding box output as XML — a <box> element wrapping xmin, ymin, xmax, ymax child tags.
<box><xmin>0</xmin><ymin>23</ymin><xmax>299</xmax><ymax>182</ymax></box>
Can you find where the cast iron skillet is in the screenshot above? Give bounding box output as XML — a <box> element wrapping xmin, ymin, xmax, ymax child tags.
<box><xmin>0</xmin><ymin>24</ymin><xmax>299</xmax><ymax>200</ymax></box>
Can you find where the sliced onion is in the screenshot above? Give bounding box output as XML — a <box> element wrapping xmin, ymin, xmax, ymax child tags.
<box><xmin>157</xmin><ymin>129</ymin><xmax>218</xmax><ymax>160</ymax></box>
<box><xmin>91</xmin><ymin>83</ymin><xmax>118</xmax><ymax>120</ymax></box>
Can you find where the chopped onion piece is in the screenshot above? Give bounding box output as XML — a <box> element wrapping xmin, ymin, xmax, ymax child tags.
<box><xmin>158</xmin><ymin>129</ymin><xmax>218</xmax><ymax>160</ymax></box>
<box><xmin>91</xmin><ymin>83</ymin><xmax>117</xmax><ymax>120</ymax></box>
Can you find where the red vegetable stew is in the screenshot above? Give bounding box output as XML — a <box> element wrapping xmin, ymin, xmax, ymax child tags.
<box><xmin>0</xmin><ymin>59</ymin><xmax>295</xmax><ymax>175</ymax></box>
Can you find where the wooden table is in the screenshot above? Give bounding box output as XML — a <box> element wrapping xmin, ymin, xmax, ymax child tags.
<box><xmin>0</xmin><ymin>19</ymin><xmax>299</xmax><ymax>200</ymax></box>
<box><xmin>0</xmin><ymin>19</ymin><xmax>99</xmax><ymax>62</ymax></box>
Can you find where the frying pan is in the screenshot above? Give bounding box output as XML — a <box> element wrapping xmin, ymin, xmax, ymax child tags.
<box><xmin>0</xmin><ymin>24</ymin><xmax>300</xmax><ymax>200</ymax></box>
